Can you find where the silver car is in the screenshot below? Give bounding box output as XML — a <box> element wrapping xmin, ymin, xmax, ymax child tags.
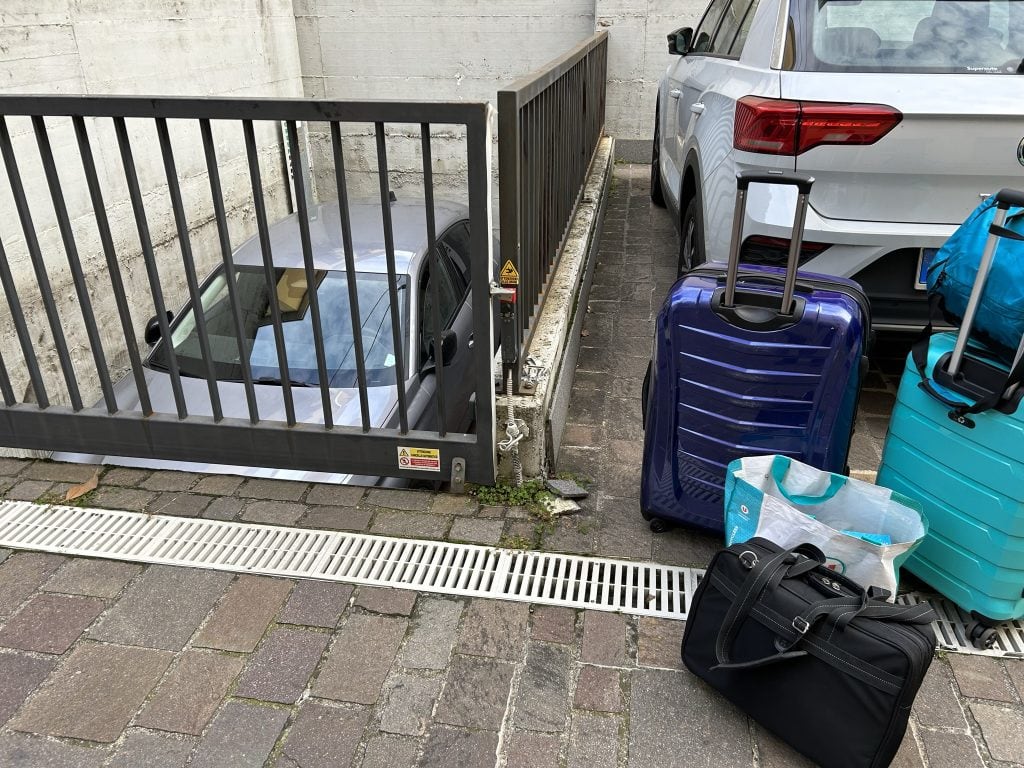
<box><xmin>651</xmin><ymin>0</ymin><xmax>1024</xmax><ymax>330</ymax></box>
<box><xmin>56</xmin><ymin>199</ymin><xmax>488</xmax><ymax>484</ymax></box>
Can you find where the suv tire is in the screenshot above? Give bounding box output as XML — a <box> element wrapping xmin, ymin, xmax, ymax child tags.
<box><xmin>650</xmin><ymin>108</ymin><xmax>666</xmax><ymax>208</ymax></box>
<box><xmin>679</xmin><ymin>194</ymin><xmax>705</xmax><ymax>276</ymax></box>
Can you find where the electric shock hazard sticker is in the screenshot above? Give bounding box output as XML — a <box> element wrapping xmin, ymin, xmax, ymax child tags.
<box><xmin>499</xmin><ymin>260</ymin><xmax>519</xmax><ymax>286</ymax></box>
<box><xmin>397</xmin><ymin>446</ymin><xmax>441</xmax><ymax>472</ymax></box>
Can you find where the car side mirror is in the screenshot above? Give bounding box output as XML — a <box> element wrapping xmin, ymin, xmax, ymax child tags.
<box><xmin>668</xmin><ymin>27</ymin><xmax>693</xmax><ymax>55</ymax></box>
<box><xmin>144</xmin><ymin>311</ymin><xmax>174</xmax><ymax>346</ymax></box>
<box><xmin>427</xmin><ymin>330</ymin><xmax>458</xmax><ymax>368</ymax></box>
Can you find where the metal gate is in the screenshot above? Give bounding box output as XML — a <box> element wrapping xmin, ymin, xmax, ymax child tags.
<box><xmin>0</xmin><ymin>96</ymin><xmax>496</xmax><ymax>486</ymax></box>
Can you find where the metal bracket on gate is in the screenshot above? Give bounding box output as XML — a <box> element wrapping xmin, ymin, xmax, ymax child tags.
<box><xmin>450</xmin><ymin>457</ymin><xmax>466</xmax><ymax>494</ymax></box>
<box><xmin>519</xmin><ymin>356</ymin><xmax>546</xmax><ymax>392</ymax></box>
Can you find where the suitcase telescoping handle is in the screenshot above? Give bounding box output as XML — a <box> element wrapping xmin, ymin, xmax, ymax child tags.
<box><xmin>948</xmin><ymin>188</ymin><xmax>1024</xmax><ymax>379</ymax></box>
<box><xmin>724</xmin><ymin>171</ymin><xmax>815</xmax><ymax>314</ymax></box>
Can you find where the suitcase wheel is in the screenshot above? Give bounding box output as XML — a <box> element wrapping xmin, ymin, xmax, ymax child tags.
<box><xmin>967</xmin><ymin>621</ymin><xmax>999</xmax><ymax>650</ymax></box>
<box><xmin>649</xmin><ymin>518</ymin><xmax>673</xmax><ymax>534</ymax></box>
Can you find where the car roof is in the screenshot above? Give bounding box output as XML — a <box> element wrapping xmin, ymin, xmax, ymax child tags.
<box><xmin>230</xmin><ymin>198</ymin><xmax>470</xmax><ymax>274</ymax></box>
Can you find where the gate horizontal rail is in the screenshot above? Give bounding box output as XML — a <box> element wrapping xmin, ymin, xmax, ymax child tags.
<box><xmin>0</xmin><ymin>95</ymin><xmax>496</xmax><ymax>484</ymax></box>
<box><xmin>498</xmin><ymin>32</ymin><xmax>607</xmax><ymax>393</ymax></box>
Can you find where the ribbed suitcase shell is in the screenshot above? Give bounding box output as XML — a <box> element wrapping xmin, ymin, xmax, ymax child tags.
<box><xmin>640</xmin><ymin>264</ymin><xmax>869</xmax><ymax>532</ymax></box>
<box><xmin>877</xmin><ymin>332</ymin><xmax>1024</xmax><ymax>622</ymax></box>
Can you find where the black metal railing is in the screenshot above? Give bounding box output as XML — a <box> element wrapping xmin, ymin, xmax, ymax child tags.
<box><xmin>0</xmin><ymin>96</ymin><xmax>496</xmax><ymax>484</ymax></box>
<box><xmin>497</xmin><ymin>31</ymin><xmax>608</xmax><ymax>393</ymax></box>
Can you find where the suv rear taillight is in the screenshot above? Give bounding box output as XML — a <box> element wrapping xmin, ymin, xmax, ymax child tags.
<box><xmin>734</xmin><ymin>96</ymin><xmax>902</xmax><ymax>156</ymax></box>
<box><xmin>740</xmin><ymin>235</ymin><xmax>830</xmax><ymax>267</ymax></box>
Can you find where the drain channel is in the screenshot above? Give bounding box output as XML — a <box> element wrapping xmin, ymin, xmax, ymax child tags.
<box><xmin>0</xmin><ymin>501</ymin><xmax>698</xmax><ymax>620</ymax></box>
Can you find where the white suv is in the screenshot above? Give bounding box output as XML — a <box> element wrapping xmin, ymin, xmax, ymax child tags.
<box><xmin>651</xmin><ymin>0</ymin><xmax>1024</xmax><ymax>330</ymax></box>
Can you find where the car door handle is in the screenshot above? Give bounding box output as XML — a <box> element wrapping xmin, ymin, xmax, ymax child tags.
<box><xmin>669</xmin><ymin>89</ymin><xmax>682</xmax><ymax>99</ymax></box>
<box><xmin>468</xmin><ymin>334</ymin><xmax>474</xmax><ymax>350</ymax></box>
<box><xmin>690</xmin><ymin>102</ymin><xmax>705</xmax><ymax>115</ymax></box>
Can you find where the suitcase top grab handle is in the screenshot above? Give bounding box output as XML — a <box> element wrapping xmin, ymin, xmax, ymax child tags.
<box><xmin>725</xmin><ymin>172</ymin><xmax>815</xmax><ymax>313</ymax></box>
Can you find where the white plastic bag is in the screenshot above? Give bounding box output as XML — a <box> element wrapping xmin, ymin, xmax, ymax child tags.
<box><xmin>724</xmin><ymin>455</ymin><xmax>928</xmax><ymax>598</ymax></box>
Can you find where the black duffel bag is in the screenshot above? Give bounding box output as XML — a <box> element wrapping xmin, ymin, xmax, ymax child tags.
<box><xmin>682</xmin><ymin>538</ymin><xmax>936</xmax><ymax>768</ymax></box>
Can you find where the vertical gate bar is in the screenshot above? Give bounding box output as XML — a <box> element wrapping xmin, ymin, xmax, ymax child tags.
<box><xmin>74</xmin><ymin>116</ymin><xmax>152</xmax><ymax>416</ymax></box>
<box><xmin>0</xmin><ymin>116</ymin><xmax>83</xmax><ymax>411</ymax></box>
<box><xmin>0</xmin><ymin>239</ymin><xmax>46</xmax><ymax>407</ymax></box>
<box><xmin>373</xmin><ymin>122</ymin><xmax>409</xmax><ymax>433</ymax></box>
<box><xmin>285</xmin><ymin>120</ymin><xmax>334</xmax><ymax>429</ymax></box>
<box><xmin>243</xmin><ymin>119</ymin><xmax>295</xmax><ymax>426</ymax></box>
<box><xmin>0</xmin><ymin>350</ymin><xmax>16</xmax><ymax>406</ymax></box>
<box><xmin>155</xmin><ymin>117</ymin><xmax>224</xmax><ymax>422</ymax></box>
<box><xmin>199</xmin><ymin>118</ymin><xmax>259</xmax><ymax>425</ymax></box>
<box><xmin>465</xmin><ymin>107</ymin><xmax>495</xmax><ymax>477</ymax></box>
<box><xmin>420</xmin><ymin>123</ymin><xmax>447</xmax><ymax>436</ymax></box>
<box><xmin>498</xmin><ymin>87</ymin><xmax>523</xmax><ymax>394</ymax></box>
<box><xmin>330</xmin><ymin>122</ymin><xmax>370</xmax><ymax>432</ymax></box>
<box><xmin>114</xmin><ymin>116</ymin><xmax>188</xmax><ymax>420</ymax></box>
<box><xmin>32</xmin><ymin>115</ymin><xmax>117</xmax><ymax>413</ymax></box>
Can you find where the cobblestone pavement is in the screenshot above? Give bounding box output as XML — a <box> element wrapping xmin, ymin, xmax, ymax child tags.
<box><xmin>0</xmin><ymin>164</ymin><xmax>1020</xmax><ymax>766</ymax></box>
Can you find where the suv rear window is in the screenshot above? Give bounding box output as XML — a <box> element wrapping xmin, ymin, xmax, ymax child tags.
<box><xmin>791</xmin><ymin>0</ymin><xmax>1024</xmax><ymax>73</ymax></box>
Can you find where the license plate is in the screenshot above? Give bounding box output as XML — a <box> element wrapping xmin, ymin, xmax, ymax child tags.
<box><xmin>915</xmin><ymin>248</ymin><xmax>938</xmax><ymax>290</ymax></box>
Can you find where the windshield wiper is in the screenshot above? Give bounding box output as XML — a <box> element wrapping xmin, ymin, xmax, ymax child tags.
<box><xmin>252</xmin><ymin>376</ymin><xmax>314</xmax><ymax>387</ymax></box>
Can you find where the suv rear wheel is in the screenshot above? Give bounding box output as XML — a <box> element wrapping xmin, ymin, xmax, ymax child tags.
<box><xmin>679</xmin><ymin>195</ymin><xmax>705</xmax><ymax>275</ymax></box>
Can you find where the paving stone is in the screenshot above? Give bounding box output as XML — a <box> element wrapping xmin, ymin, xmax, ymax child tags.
<box><xmin>450</xmin><ymin>517</ymin><xmax>504</xmax><ymax>545</ymax></box>
<box><xmin>567</xmin><ymin>711</ymin><xmax>620</xmax><ymax>768</ymax></box>
<box><xmin>0</xmin><ymin>457</ymin><xmax>29</xmax><ymax>475</ymax></box>
<box><xmin>365</xmin><ymin>488</ymin><xmax>432</xmax><ymax>511</ymax></box>
<box><xmin>402</xmin><ymin>597</ymin><xmax>464</xmax><ymax>670</ymax></box>
<box><xmin>193</xmin><ymin>574</ymin><xmax>293</xmax><ymax>652</ymax></box>
<box><xmin>0</xmin><ymin>651</ymin><xmax>57</xmax><ymax>725</ymax></box>
<box><xmin>429</xmin><ymin>493</ymin><xmax>478</xmax><ymax>515</ymax></box>
<box><xmin>949</xmin><ymin>654</ymin><xmax>1016</xmax><ymax>702</ymax></box>
<box><xmin>531</xmin><ymin>604</ymin><xmax>576</xmax><ymax>644</ymax></box>
<box><xmin>575</xmin><ymin>665</ymin><xmax>623</xmax><ymax>713</ymax></box>
<box><xmin>314</xmin><ymin>613</ymin><xmax>407</xmax><ymax>704</ymax></box>
<box><xmin>594</xmin><ymin>506</ymin><xmax>653</xmax><ymax>561</ymax></box>
<box><xmin>355</xmin><ymin>586</ymin><xmax>418</xmax><ymax>616</ymax></box>
<box><xmin>88</xmin><ymin>565</ymin><xmax>232</xmax><ymax>650</ymax></box>
<box><xmin>190</xmin><ymin>474</ymin><xmax>245</xmax><ymax>496</ymax></box>
<box><xmin>506</xmin><ymin>504</ymin><xmax>529</xmax><ymax>519</ymax></box>
<box><xmin>10</xmin><ymin>642</ymin><xmax>173</xmax><ymax>742</ymax></box>
<box><xmin>457</xmin><ymin>598</ymin><xmax>529</xmax><ymax>659</ymax></box>
<box><xmin>582</xmin><ymin>610</ymin><xmax>628</xmax><ymax>666</ymax></box>
<box><xmin>136</xmin><ymin>649</ymin><xmax>244</xmax><ymax>735</ymax></box>
<box><xmin>0</xmin><ymin>593</ymin><xmax>105</xmax><ymax>654</ymax></box>
<box><xmin>637</xmin><ymin>616</ymin><xmax>684</xmax><ymax>670</ymax></box>
<box><xmin>201</xmin><ymin>496</ymin><xmax>243</xmax><ymax>520</ymax></box>
<box><xmin>478</xmin><ymin>504</ymin><xmax>505</xmax><ymax>518</ymax></box>
<box><xmin>0</xmin><ymin>547</ymin><xmax>9</xmax><ymax>564</ymax></box>
<box><xmin>0</xmin><ymin>552</ymin><xmax>66</xmax><ymax>619</ymax></box>
<box><xmin>919</xmin><ymin>728</ymin><xmax>985</xmax><ymax>767</ymax></box>
<box><xmin>238</xmin><ymin>477</ymin><xmax>308</xmax><ymax>501</ymax></box>
<box><xmin>598</xmin><ymin>439</ymin><xmax>642</xmax><ymax>495</ymax></box>
<box><xmin>101</xmin><ymin>468</ymin><xmax>150</xmax><ymax>486</ymax></box>
<box><xmin>0</xmin><ymin>731</ymin><xmax>108</xmax><ymax>768</ymax></box>
<box><xmin>234</xmin><ymin>626</ymin><xmax>330</xmax><ymax>704</ymax></box>
<box><xmin>753</xmin><ymin>723</ymin><xmax>817</xmax><ymax>767</ymax></box>
<box><xmin>889</xmin><ymin>729</ymin><xmax>926</xmax><ymax>768</ymax></box>
<box><xmin>42</xmin><ymin>558</ymin><xmax>141</xmax><ymax>598</ymax></box>
<box><xmin>147</xmin><ymin>492</ymin><xmax>212</xmax><ymax>517</ymax></box>
<box><xmin>21</xmin><ymin>461</ymin><xmax>100</xmax><ymax>483</ymax></box>
<box><xmin>137</xmin><ymin>470</ymin><xmax>198</xmax><ymax>492</ymax></box>
<box><xmin>913</xmin><ymin>661</ymin><xmax>967</xmax><ymax>728</ymax></box>
<box><xmin>305</xmin><ymin>483</ymin><xmax>364</xmax><ymax>506</ymax></box>
<box><xmin>380</xmin><ymin>673</ymin><xmax>443</xmax><ymax>735</ymax></box>
<box><xmin>300</xmin><ymin>505</ymin><xmax>373</xmax><ymax>530</ymax></box>
<box><xmin>90</xmin><ymin>487</ymin><xmax>156</xmax><ymax>512</ymax></box>
<box><xmin>630</xmin><ymin>668</ymin><xmax>752</xmax><ymax>768</ymax></box>
<box><xmin>651</xmin><ymin>526</ymin><xmax>720</xmax><ymax>568</ymax></box>
<box><xmin>279</xmin><ymin>580</ymin><xmax>353</xmax><ymax>627</ymax></box>
<box><xmin>436</xmin><ymin>654</ymin><xmax>515</xmax><ymax>730</ymax></box>
<box><xmin>371</xmin><ymin>510</ymin><xmax>450</xmax><ymax>539</ymax></box>
<box><xmin>189</xmin><ymin>700</ymin><xmax>289</xmax><ymax>768</ymax></box>
<box><xmin>361</xmin><ymin>734</ymin><xmax>420</xmax><ymax>768</ymax></box>
<box><xmin>240</xmin><ymin>500</ymin><xmax>306</xmax><ymax>525</ymax></box>
<box><xmin>276</xmin><ymin>700</ymin><xmax>370</xmax><ymax>767</ymax></box>
<box><xmin>540</xmin><ymin>515</ymin><xmax>597</xmax><ymax>555</ymax></box>
<box><xmin>969</xmin><ymin>702</ymin><xmax>1024</xmax><ymax>763</ymax></box>
<box><xmin>420</xmin><ymin>725</ymin><xmax>499</xmax><ymax>768</ymax></box>
<box><xmin>513</xmin><ymin>643</ymin><xmax>572</xmax><ymax>732</ymax></box>
<box><xmin>106</xmin><ymin>729</ymin><xmax>196</xmax><ymax>768</ymax></box>
<box><xmin>1006</xmin><ymin>659</ymin><xmax>1024</xmax><ymax>702</ymax></box>
<box><xmin>505</xmin><ymin>730</ymin><xmax>562</xmax><ymax>768</ymax></box>
<box><xmin>5</xmin><ymin>479</ymin><xmax>54</xmax><ymax>501</ymax></box>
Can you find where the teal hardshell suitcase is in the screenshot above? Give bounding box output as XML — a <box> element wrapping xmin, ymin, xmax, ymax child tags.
<box><xmin>878</xmin><ymin>189</ymin><xmax>1024</xmax><ymax>644</ymax></box>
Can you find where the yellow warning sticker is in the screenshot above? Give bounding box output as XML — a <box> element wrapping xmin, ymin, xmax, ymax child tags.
<box><xmin>499</xmin><ymin>260</ymin><xmax>520</xmax><ymax>286</ymax></box>
<box><xmin>397</xmin><ymin>446</ymin><xmax>441</xmax><ymax>472</ymax></box>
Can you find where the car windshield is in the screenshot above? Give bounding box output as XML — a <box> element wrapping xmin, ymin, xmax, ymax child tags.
<box><xmin>149</xmin><ymin>266</ymin><xmax>407</xmax><ymax>388</ymax></box>
<box><xmin>792</xmin><ymin>0</ymin><xmax>1024</xmax><ymax>73</ymax></box>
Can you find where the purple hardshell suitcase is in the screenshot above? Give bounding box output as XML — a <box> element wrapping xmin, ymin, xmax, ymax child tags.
<box><xmin>640</xmin><ymin>172</ymin><xmax>871</xmax><ymax>533</ymax></box>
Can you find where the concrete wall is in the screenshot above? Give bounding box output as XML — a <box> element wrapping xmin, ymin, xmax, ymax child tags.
<box><xmin>0</xmin><ymin>0</ymin><xmax>303</xmax><ymax>410</ymax></box>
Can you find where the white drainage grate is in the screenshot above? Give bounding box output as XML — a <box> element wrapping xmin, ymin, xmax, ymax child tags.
<box><xmin>0</xmin><ymin>501</ymin><xmax>698</xmax><ymax>620</ymax></box>
<box><xmin>897</xmin><ymin>592</ymin><xmax>1024</xmax><ymax>658</ymax></box>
